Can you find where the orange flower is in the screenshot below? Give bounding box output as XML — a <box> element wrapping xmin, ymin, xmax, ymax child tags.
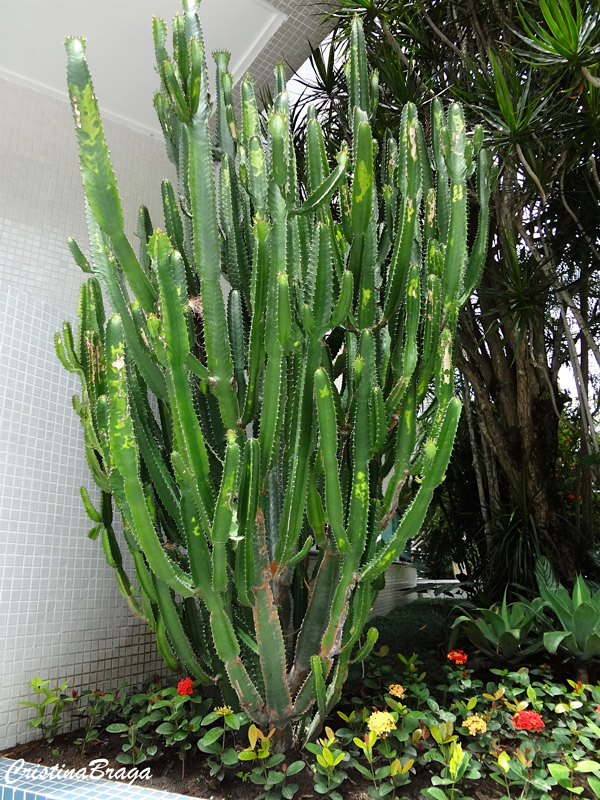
<box><xmin>388</xmin><ymin>684</ymin><xmax>406</xmax><ymax>699</ymax></box>
<box><xmin>447</xmin><ymin>649</ymin><xmax>468</xmax><ymax>665</ymax></box>
<box><xmin>463</xmin><ymin>715</ymin><xmax>487</xmax><ymax>735</ymax></box>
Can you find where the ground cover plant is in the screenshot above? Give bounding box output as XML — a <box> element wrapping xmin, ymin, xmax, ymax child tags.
<box><xmin>10</xmin><ymin>599</ymin><xmax>600</xmax><ymax>800</ymax></box>
<box><xmin>54</xmin><ymin>0</ymin><xmax>493</xmax><ymax>750</ymax></box>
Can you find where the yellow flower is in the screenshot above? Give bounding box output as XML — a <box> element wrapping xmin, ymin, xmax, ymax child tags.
<box><xmin>367</xmin><ymin>710</ymin><xmax>396</xmax><ymax>737</ymax></box>
<box><xmin>214</xmin><ymin>705</ymin><xmax>233</xmax><ymax>717</ymax></box>
<box><xmin>463</xmin><ymin>714</ymin><xmax>487</xmax><ymax>735</ymax></box>
<box><xmin>388</xmin><ymin>684</ymin><xmax>405</xmax><ymax>699</ymax></box>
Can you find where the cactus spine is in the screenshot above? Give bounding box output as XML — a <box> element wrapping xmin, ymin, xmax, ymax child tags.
<box><xmin>57</xmin><ymin>3</ymin><xmax>492</xmax><ymax>749</ymax></box>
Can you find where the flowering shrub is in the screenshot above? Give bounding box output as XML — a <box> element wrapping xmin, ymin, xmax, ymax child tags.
<box><xmin>367</xmin><ymin>710</ymin><xmax>396</xmax><ymax>737</ymax></box>
<box><xmin>176</xmin><ymin>677</ymin><xmax>194</xmax><ymax>697</ymax></box>
<box><xmin>447</xmin><ymin>649</ymin><xmax>468</xmax><ymax>665</ymax></box>
<box><xmin>388</xmin><ymin>683</ymin><xmax>405</xmax><ymax>699</ymax></box>
<box><xmin>512</xmin><ymin>709</ymin><xmax>545</xmax><ymax>732</ymax></box>
<box><xmin>463</xmin><ymin>714</ymin><xmax>487</xmax><ymax>735</ymax></box>
<box><xmin>17</xmin><ymin>649</ymin><xmax>600</xmax><ymax>798</ymax></box>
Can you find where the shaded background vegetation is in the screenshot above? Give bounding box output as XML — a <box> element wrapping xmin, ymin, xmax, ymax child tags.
<box><xmin>284</xmin><ymin>0</ymin><xmax>600</xmax><ymax>598</ymax></box>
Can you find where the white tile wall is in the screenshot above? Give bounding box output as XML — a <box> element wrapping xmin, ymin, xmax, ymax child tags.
<box><xmin>0</xmin><ymin>75</ymin><xmax>176</xmax><ymax>750</ymax></box>
<box><xmin>0</xmin><ymin>74</ymin><xmax>175</xmax><ymax>318</ymax></box>
<box><xmin>0</xmin><ymin>283</ymin><xmax>166</xmax><ymax>749</ymax></box>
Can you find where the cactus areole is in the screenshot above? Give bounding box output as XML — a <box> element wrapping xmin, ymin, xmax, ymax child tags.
<box><xmin>57</xmin><ymin>2</ymin><xmax>492</xmax><ymax>750</ymax></box>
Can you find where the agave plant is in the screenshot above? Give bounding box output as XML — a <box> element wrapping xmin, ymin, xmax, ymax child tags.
<box><xmin>55</xmin><ymin>1</ymin><xmax>492</xmax><ymax>749</ymax></box>
<box><xmin>537</xmin><ymin>558</ymin><xmax>600</xmax><ymax>661</ymax></box>
<box><xmin>452</xmin><ymin>592</ymin><xmax>546</xmax><ymax>664</ymax></box>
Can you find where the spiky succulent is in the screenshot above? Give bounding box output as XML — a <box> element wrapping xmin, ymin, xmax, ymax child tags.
<box><xmin>56</xmin><ymin>1</ymin><xmax>492</xmax><ymax>749</ymax></box>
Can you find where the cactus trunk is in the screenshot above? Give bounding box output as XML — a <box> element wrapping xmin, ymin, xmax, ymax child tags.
<box><xmin>57</xmin><ymin>2</ymin><xmax>492</xmax><ymax>750</ymax></box>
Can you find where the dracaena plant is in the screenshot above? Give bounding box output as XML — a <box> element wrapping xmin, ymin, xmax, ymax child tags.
<box><xmin>55</xmin><ymin>1</ymin><xmax>492</xmax><ymax>750</ymax></box>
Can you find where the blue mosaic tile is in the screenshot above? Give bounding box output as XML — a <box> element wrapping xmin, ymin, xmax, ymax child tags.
<box><xmin>0</xmin><ymin>758</ymin><xmax>199</xmax><ymax>800</ymax></box>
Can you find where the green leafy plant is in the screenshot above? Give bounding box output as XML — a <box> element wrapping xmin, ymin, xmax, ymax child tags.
<box><xmin>452</xmin><ymin>592</ymin><xmax>546</xmax><ymax>663</ymax></box>
<box><xmin>536</xmin><ymin>558</ymin><xmax>600</xmax><ymax>661</ymax></box>
<box><xmin>105</xmin><ymin>716</ymin><xmax>159</xmax><ymax>765</ymax></box>
<box><xmin>19</xmin><ymin>677</ymin><xmax>77</xmax><ymax>744</ymax></box>
<box><xmin>197</xmin><ymin>703</ymin><xmax>245</xmax><ymax>782</ymax></box>
<box><xmin>73</xmin><ymin>689</ymin><xmax>117</xmax><ymax>755</ymax></box>
<box><xmin>152</xmin><ymin>684</ymin><xmax>210</xmax><ymax>778</ymax></box>
<box><xmin>105</xmin><ymin>688</ymin><xmax>161</xmax><ymax>765</ymax></box>
<box><xmin>238</xmin><ymin>723</ymin><xmax>305</xmax><ymax>800</ymax></box>
<box><xmin>548</xmin><ymin>756</ymin><xmax>600</xmax><ymax>795</ymax></box>
<box><xmin>305</xmin><ymin>726</ymin><xmax>347</xmax><ymax>800</ymax></box>
<box><xmin>423</xmin><ymin>740</ymin><xmax>480</xmax><ymax>800</ymax></box>
<box><xmin>515</xmin><ymin>0</ymin><xmax>600</xmax><ymax>81</ymax></box>
<box><xmin>56</xmin><ymin>0</ymin><xmax>492</xmax><ymax>750</ymax></box>
<box><xmin>386</xmin><ymin>755</ymin><xmax>415</xmax><ymax>799</ymax></box>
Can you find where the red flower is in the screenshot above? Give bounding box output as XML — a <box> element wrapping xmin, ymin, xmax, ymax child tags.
<box><xmin>595</xmin><ymin>704</ymin><xmax>600</xmax><ymax>718</ymax></box>
<box><xmin>447</xmin><ymin>649</ymin><xmax>468</xmax><ymax>665</ymax></box>
<box><xmin>72</xmin><ymin>690</ymin><xmax>78</xmax><ymax>698</ymax></box>
<box><xmin>177</xmin><ymin>677</ymin><xmax>194</xmax><ymax>696</ymax></box>
<box><xmin>512</xmin><ymin>710</ymin><xmax>545</xmax><ymax>732</ymax></box>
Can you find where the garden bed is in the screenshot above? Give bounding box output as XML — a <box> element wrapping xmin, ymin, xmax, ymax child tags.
<box><xmin>3</xmin><ymin>600</ymin><xmax>600</xmax><ymax>800</ymax></box>
<box><xmin>0</xmin><ymin>738</ymin><xmax>490</xmax><ymax>800</ymax></box>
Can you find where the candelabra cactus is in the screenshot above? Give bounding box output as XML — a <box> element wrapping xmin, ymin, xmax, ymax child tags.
<box><xmin>56</xmin><ymin>2</ymin><xmax>493</xmax><ymax>750</ymax></box>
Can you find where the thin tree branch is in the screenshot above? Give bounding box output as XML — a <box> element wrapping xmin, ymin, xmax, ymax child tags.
<box><xmin>465</xmin><ymin>0</ymin><xmax>489</xmax><ymax>69</ymax></box>
<box><xmin>515</xmin><ymin>218</ymin><xmax>600</xmax><ymax>373</ymax></box>
<box><xmin>528</xmin><ymin>338</ymin><xmax>577</xmax><ymax>433</ymax></box>
<box><xmin>416</xmin><ymin>1</ymin><xmax>464</xmax><ymax>59</ymax></box>
<box><xmin>558</xmin><ymin>303</ymin><xmax>599</xmax><ymax>456</ymax></box>
<box><xmin>515</xmin><ymin>142</ymin><xmax>547</xmax><ymax>205</ymax></box>
<box><xmin>582</xmin><ymin>66</ymin><xmax>600</xmax><ymax>88</ymax></box>
<box><xmin>379</xmin><ymin>18</ymin><xmax>433</xmax><ymax>98</ymax></box>
<box><xmin>462</xmin><ymin>380</ymin><xmax>492</xmax><ymax>537</ymax></box>
<box><xmin>590</xmin><ymin>154</ymin><xmax>600</xmax><ymax>195</ymax></box>
<box><xmin>559</xmin><ymin>172</ymin><xmax>600</xmax><ymax>264</ymax></box>
<box><xmin>457</xmin><ymin>353</ymin><xmax>521</xmax><ymax>488</ymax></box>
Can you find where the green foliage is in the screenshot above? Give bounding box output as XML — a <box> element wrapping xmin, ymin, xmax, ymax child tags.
<box><xmin>73</xmin><ymin>689</ymin><xmax>118</xmax><ymax>755</ymax></box>
<box><xmin>16</xmin><ymin>657</ymin><xmax>600</xmax><ymax>798</ymax></box>
<box><xmin>238</xmin><ymin>724</ymin><xmax>306</xmax><ymax>800</ymax></box>
<box><xmin>452</xmin><ymin>593</ymin><xmax>546</xmax><ymax>664</ymax></box>
<box><xmin>451</xmin><ymin>557</ymin><xmax>600</xmax><ymax>666</ymax></box>
<box><xmin>536</xmin><ymin>559</ymin><xmax>600</xmax><ymax>661</ymax></box>
<box><xmin>18</xmin><ymin>677</ymin><xmax>76</xmax><ymax>744</ymax></box>
<box><xmin>515</xmin><ymin>0</ymin><xmax>600</xmax><ymax>73</ymax></box>
<box><xmin>152</xmin><ymin>687</ymin><xmax>211</xmax><ymax>777</ymax></box>
<box><xmin>104</xmin><ymin>686</ymin><xmax>165</xmax><ymax>765</ymax></box>
<box><xmin>57</xmin><ymin>1</ymin><xmax>491</xmax><ymax>748</ymax></box>
<box><xmin>197</xmin><ymin>704</ymin><xmax>246</xmax><ymax>782</ymax></box>
<box><xmin>305</xmin><ymin>726</ymin><xmax>347</xmax><ymax>799</ymax></box>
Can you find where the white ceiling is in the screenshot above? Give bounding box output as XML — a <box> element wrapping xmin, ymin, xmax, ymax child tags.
<box><xmin>0</xmin><ymin>0</ymin><xmax>287</xmax><ymax>136</ymax></box>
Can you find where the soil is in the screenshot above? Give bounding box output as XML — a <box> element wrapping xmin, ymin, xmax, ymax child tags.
<box><xmin>1</xmin><ymin>731</ymin><xmax>516</xmax><ymax>800</ymax></box>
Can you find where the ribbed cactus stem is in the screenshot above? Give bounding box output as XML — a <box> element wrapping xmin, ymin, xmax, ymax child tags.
<box><xmin>59</xmin><ymin>3</ymin><xmax>490</xmax><ymax>750</ymax></box>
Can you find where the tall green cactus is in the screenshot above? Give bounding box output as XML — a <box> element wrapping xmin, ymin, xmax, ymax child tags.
<box><xmin>56</xmin><ymin>3</ymin><xmax>492</xmax><ymax>750</ymax></box>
